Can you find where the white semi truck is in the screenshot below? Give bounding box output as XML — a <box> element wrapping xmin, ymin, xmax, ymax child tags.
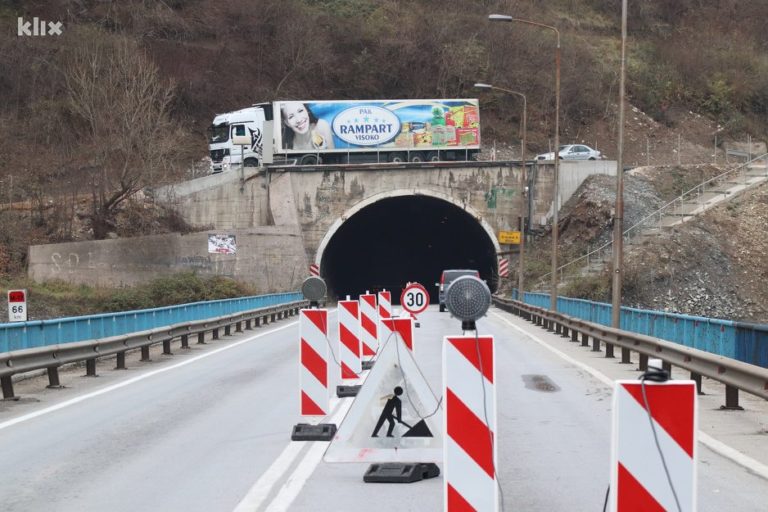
<box><xmin>208</xmin><ymin>99</ymin><xmax>480</xmax><ymax>172</ymax></box>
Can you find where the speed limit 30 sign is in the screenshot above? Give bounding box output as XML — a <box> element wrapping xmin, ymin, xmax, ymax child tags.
<box><xmin>8</xmin><ymin>289</ymin><xmax>28</xmax><ymax>322</ymax></box>
<box><xmin>400</xmin><ymin>283</ymin><xmax>430</xmax><ymax>316</ymax></box>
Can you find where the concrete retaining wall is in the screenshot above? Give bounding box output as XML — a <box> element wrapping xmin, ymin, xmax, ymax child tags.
<box><xmin>28</xmin><ymin>227</ymin><xmax>308</xmax><ymax>292</ymax></box>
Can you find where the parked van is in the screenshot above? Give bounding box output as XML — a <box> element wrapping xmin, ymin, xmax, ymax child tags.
<box><xmin>437</xmin><ymin>269</ymin><xmax>480</xmax><ymax>312</ymax></box>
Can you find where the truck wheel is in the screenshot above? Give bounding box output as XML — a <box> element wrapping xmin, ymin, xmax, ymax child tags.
<box><xmin>409</xmin><ymin>153</ymin><xmax>425</xmax><ymax>163</ymax></box>
<box><xmin>426</xmin><ymin>152</ymin><xmax>440</xmax><ymax>162</ymax></box>
<box><xmin>388</xmin><ymin>152</ymin><xmax>407</xmax><ymax>163</ymax></box>
<box><xmin>244</xmin><ymin>158</ymin><xmax>259</xmax><ymax>167</ymax></box>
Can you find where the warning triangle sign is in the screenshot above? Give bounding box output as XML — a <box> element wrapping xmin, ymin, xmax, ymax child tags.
<box><xmin>324</xmin><ymin>334</ymin><xmax>443</xmax><ymax>463</ymax></box>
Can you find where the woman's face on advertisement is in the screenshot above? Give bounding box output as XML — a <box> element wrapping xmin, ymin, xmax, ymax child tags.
<box><xmin>282</xmin><ymin>102</ymin><xmax>310</xmax><ymax>134</ymax></box>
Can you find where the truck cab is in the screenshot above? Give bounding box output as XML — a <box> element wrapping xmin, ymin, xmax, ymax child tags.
<box><xmin>208</xmin><ymin>107</ymin><xmax>265</xmax><ymax>173</ymax></box>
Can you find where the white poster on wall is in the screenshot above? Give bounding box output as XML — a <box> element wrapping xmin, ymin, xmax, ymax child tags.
<box><xmin>208</xmin><ymin>234</ymin><xmax>237</xmax><ymax>255</ymax></box>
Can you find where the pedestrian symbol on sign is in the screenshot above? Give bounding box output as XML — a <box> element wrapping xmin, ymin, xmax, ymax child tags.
<box><xmin>372</xmin><ymin>386</ymin><xmax>433</xmax><ymax>438</ymax></box>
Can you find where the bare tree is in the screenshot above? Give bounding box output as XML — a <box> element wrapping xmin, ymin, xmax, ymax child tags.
<box><xmin>64</xmin><ymin>29</ymin><xmax>182</xmax><ymax>239</ymax></box>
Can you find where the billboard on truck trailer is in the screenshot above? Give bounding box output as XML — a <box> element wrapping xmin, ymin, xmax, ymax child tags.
<box><xmin>274</xmin><ymin>99</ymin><xmax>480</xmax><ymax>154</ymax></box>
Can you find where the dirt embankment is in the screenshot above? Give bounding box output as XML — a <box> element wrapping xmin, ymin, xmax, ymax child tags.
<box><xmin>526</xmin><ymin>167</ymin><xmax>768</xmax><ymax>323</ymax></box>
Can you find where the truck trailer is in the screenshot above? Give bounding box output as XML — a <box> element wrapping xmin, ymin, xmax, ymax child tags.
<box><xmin>208</xmin><ymin>99</ymin><xmax>480</xmax><ymax>172</ymax></box>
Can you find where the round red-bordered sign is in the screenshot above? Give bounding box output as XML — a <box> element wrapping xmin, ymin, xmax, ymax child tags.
<box><xmin>400</xmin><ymin>283</ymin><xmax>430</xmax><ymax>315</ymax></box>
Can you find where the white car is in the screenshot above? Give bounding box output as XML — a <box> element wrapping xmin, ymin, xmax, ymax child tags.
<box><xmin>536</xmin><ymin>144</ymin><xmax>603</xmax><ymax>161</ymax></box>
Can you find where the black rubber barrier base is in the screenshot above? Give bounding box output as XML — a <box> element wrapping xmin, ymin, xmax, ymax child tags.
<box><xmin>363</xmin><ymin>463</ymin><xmax>440</xmax><ymax>483</ymax></box>
<box><xmin>337</xmin><ymin>385</ymin><xmax>361</xmax><ymax>398</ymax></box>
<box><xmin>362</xmin><ymin>360</ymin><xmax>375</xmax><ymax>371</ymax></box>
<box><xmin>291</xmin><ymin>423</ymin><xmax>337</xmax><ymax>441</ymax></box>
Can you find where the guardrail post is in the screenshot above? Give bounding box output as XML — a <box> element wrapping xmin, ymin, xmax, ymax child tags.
<box><xmin>140</xmin><ymin>346</ymin><xmax>151</xmax><ymax>361</ymax></box>
<box><xmin>690</xmin><ymin>372</ymin><xmax>703</xmax><ymax>395</ymax></box>
<box><xmin>560</xmin><ymin>325</ymin><xmax>568</xmax><ymax>338</ymax></box>
<box><xmin>181</xmin><ymin>334</ymin><xmax>190</xmax><ymax>349</ymax></box>
<box><xmin>662</xmin><ymin>360</ymin><xmax>672</xmax><ymax>374</ymax></box>
<box><xmin>722</xmin><ymin>385</ymin><xmax>743</xmax><ymax>410</ymax></box>
<box><xmin>86</xmin><ymin>358</ymin><xmax>97</xmax><ymax>377</ymax></box>
<box><xmin>224</xmin><ymin>325</ymin><xmax>231</xmax><ymax>336</ymax></box>
<box><xmin>1</xmin><ymin>376</ymin><xmax>15</xmax><ymax>399</ymax></box>
<box><xmin>592</xmin><ymin>336</ymin><xmax>601</xmax><ymax>352</ymax></box>
<box><xmin>621</xmin><ymin>347</ymin><xmax>631</xmax><ymax>364</ymax></box>
<box><xmin>197</xmin><ymin>332</ymin><xmax>207</xmax><ymax>345</ymax></box>
<box><xmin>245</xmin><ymin>319</ymin><xmax>252</xmax><ymax>330</ymax></box>
<box><xmin>581</xmin><ymin>332</ymin><xmax>589</xmax><ymax>347</ymax></box>
<box><xmin>254</xmin><ymin>317</ymin><xmax>261</xmax><ymax>327</ymax></box>
<box><xmin>116</xmin><ymin>352</ymin><xmax>127</xmax><ymax>369</ymax></box>
<box><xmin>271</xmin><ymin>313</ymin><xmax>277</xmax><ymax>322</ymax></box>
<box><xmin>638</xmin><ymin>353</ymin><xmax>648</xmax><ymax>371</ymax></box>
<box><xmin>570</xmin><ymin>329</ymin><xmax>578</xmax><ymax>342</ymax></box>
<box><xmin>605</xmin><ymin>342</ymin><xmax>615</xmax><ymax>358</ymax></box>
<box><xmin>236</xmin><ymin>321</ymin><xmax>242</xmax><ymax>333</ymax></box>
<box><xmin>47</xmin><ymin>367</ymin><xmax>62</xmax><ymax>388</ymax></box>
<box><xmin>213</xmin><ymin>328</ymin><xmax>220</xmax><ymax>340</ymax></box>
<box><xmin>163</xmin><ymin>339</ymin><xmax>173</xmax><ymax>355</ymax></box>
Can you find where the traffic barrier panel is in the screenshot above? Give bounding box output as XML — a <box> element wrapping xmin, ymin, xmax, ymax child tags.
<box><xmin>359</xmin><ymin>293</ymin><xmax>378</xmax><ymax>359</ymax></box>
<box><xmin>381</xmin><ymin>317</ymin><xmax>414</xmax><ymax>353</ymax></box>
<box><xmin>300</xmin><ymin>309</ymin><xmax>330</xmax><ymax>416</ymax></box>
<box><xmin>338</xmin><ymin>300</ymin><xmax>362</xmax><ymax>380</ymax></box>
<box><xmin>443</xmin><ymin>335</ymin><xmax>497</xmax><ymax>511</ymax></box>
<box><xmin>610</xmin><ymin>380</ymin><xmax>697</xmax><ymax>512</ymax></box>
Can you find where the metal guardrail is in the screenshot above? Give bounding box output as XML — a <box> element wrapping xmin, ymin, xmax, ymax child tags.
<box><xmin>0</xmin><ymin>292</ymin><xmax>304</xmax><ymax>352</ymax></box>
<box><xmin>493</xmin><ymin>296</ymin><xmax>768</xmax><ymax>409</ymax></box>
<box><xmin>0</xmin><ymin>299</ymin><xmax>309</xmax><ymax>400</ymax></box>
<box><xmin>513</xmin><ymin>290</ymin><xmax>768</xmax><ymax>368</ymax></box>
<box><xmin>535</xmin><ymin>153</ymin><xmax>768</xmax><ymax>287</ymax></box>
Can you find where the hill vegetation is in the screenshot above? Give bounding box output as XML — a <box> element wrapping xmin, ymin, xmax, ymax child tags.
<box><xmin>0</xmin><ymin>0</ymin><xmax>767</xmax><ymax>281</ymax></box>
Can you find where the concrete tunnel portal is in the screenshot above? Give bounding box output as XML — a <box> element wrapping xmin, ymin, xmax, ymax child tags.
<box><xmin>319</xmin><ymin>193</ymin><xmax>500</xmax><ymax>305</ymax></box>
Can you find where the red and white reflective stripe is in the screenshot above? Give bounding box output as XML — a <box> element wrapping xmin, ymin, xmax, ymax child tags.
<box><xmin>299</xmin><ymin>309</ymin><xmax>329</xmax><ymax>416</ymax></box>
<box><xmin>338</xmin><ymin>300</ymin><xmax>361</xmax><ymax>380</ymax></box>
<box><xmin>498</xmin><ymin>257</ymin><xmax>509</xmax><ymax>278</ymax></box>
<box><xmin>359</xmin><ymin>294</ymin><xmax>378</xmax><ymax>358</ymax></box>
<box><xmin>309</xmin><ymin>263</ymin><xmax>320</xmax><ymax>276</ymax></box>
<box><xmin>377</xmin><ymin>291</ymin><xmax>392</xmax><ymax>319</ymax></box>
<box><xmin>610</xmin><ymin>380</ymin><xmax>697</xmax><ymax>512</ymax></box>
<box><xmin>381</xmin><ymin>317</ymin><xmax>414</xmax><ymax>352</ymax></box>
<box><xmin>443</xmin><ymin>335</ymin><xmax>497</xmax><ymax>512</ymax></box>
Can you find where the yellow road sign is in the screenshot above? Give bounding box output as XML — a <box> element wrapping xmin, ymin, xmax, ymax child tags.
<box><xmin>498</xmin><ymin>231</ymin><xmax>521</xmax><ymax>244</ymax></box>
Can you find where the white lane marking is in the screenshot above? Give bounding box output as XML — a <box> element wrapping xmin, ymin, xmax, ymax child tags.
<box><xmin>490</xmin><ymin>310</ymin><xmax>612</xmax><ymax>387</ymax></box>
<box><xmin>490</xmin><ymin>309</ymin><xmax>768</xmax><ymax>481</ymax></box>
<box><xmin>0</xmin><ymin>321</ymin><xmax>299</xmax><ymax>432</ymax></box>
<box><xmin>232</xmin><ymin>441</ymin><xmax>305</xmax><ymax>512</ymax></box>
<box><xmin>260</xmin><ymin>398</ymin><xmax>353</xmax><ymax>512</ymax></box>
<box><xmin>699</xmin><ymin>432</ymin><xmax>768</xmax><ymax>481</ymax></box>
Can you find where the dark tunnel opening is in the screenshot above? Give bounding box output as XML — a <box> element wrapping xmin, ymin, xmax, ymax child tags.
<box><xmin>321</xmin><ymin>195</ymin><xmax>498</xmax><ymax>304</ymax></box>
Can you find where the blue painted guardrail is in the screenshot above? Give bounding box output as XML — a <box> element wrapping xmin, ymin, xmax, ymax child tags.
<box><xmin>0</xmin><ymin>292</ymin><xmax>303</xmax><ymax>353</ymax></box>
<box><xmin>512</xmin><ymin>290</ymin><xmax>768</xmax><ymax>368</ymax></box>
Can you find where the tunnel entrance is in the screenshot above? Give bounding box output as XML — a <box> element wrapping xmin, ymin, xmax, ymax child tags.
<box><xmin>320</xmin><ymin>195</ymin><xmax>498</xmax><ymax>304</ymax></box>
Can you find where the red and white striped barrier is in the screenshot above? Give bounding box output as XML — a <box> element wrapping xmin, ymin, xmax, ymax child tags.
<box><xmin>359</xmin><ymin>293</ymin><xmax>378</xmax><ymax>359</ymax></box>
<box><xmin>309</xmin><ymin>263</ymin><xmax>320</xmax><ymax>276</ymax></box>
<box><xmin>381</xmin><ymin>317</ymin><xmax>414</xmax><ymax>352</ymax></box>
<box><xmin>443</xmin><ymin>335</ymin><xmax>497</xmax><ymax>512</ymax></box>
<box><xmin>378</xmin><ymin>290</ymin><xmax>392</xmax><ymax>319</ymax></box>
<box><xmin>498</xmin><ymin>257</ymin><xmax>509</xmax><ymax>278</ymax></box>
<box><xmin>338</xmin><ymin>300</ymin><xmax>362</xmax><ymax>380</ymax></box>
<box><xmin>299</xmin><ymin>309</ymin><xmax>329</xmax><ymax>416</ymax></box>
<box><xmin>610</xmin><ymin>380</ymin><xmax>697</xmax><ymax>512</ymax></box>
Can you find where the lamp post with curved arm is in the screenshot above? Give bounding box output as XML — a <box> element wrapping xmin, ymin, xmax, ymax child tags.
<box><xmin>489</xmin><ymin>14</ymin><xmax>561</xmax><ymax>312</ymax></box>
<box><xmin>473</xmin><ymin>83</ymin><xmax>528</xmax><ymax>299</ymax></box>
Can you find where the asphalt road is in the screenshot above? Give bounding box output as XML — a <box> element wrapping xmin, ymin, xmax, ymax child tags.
<box><xmin>0</xmin><ymin>306</ymin><xmax>765</xmax><ymax>511</ymax></box>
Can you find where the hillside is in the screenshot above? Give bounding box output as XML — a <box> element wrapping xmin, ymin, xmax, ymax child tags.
<box><xmin>1</xmin><ymin>0</ymin><xmax>767</xmax><ymax>302</ymax></box>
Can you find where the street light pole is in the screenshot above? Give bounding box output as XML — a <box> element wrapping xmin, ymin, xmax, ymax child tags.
<box><xmin>489</xmin><ymin>14</ymin><xmax>560</xmax><ymax>311</ymax></box>
<box><xmin>611</xmin><ymin>0</ymin><xmax>628</xmax><ymax>361</ymax></box>
<box><xmin>474</xmin><ymin>83</ymin><xmax>527</xmax><ymax>298</ymax></box>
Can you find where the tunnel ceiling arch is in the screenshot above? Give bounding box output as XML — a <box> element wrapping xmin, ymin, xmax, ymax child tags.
<box><xmin>318</xmin><ymin>190</ymin><xmax>500</xmax><ymax>303</ymax></box>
